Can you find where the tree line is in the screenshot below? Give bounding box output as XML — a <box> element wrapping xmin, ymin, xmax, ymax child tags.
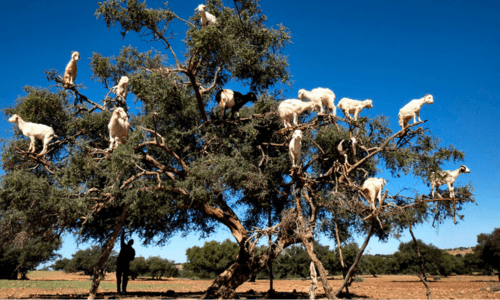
<box><xmin>180</xmin><ymin>238</ymin><xmax>496</xmax><ymax>280</ymax></box>
<box><xmin>4</xmin><ymin>227</ymin><xmax>500</xmax><ymax>282</ymax></box>
<box><xmin>49</xmin><ymin>246</ymin><xmax>178</xmax><ymax>280</ymax></box>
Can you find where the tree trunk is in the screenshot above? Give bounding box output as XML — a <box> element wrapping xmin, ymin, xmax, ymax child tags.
<box><xmin>409</xmin><ymin>224</ymin><xmax>432</xmax><ymax>299</ymax></box>
<box><xmin>88</xmin><ymin>205</ymin><xmax>129</xmax><ymax>300</ymax></box>
<box><xmin>201</xmin><ymin>256</ymin><xmax>260</xmax><ymax>299</ymax></box>
<box><xmin>334</xmin><ymin>219</ymin><xmax>349</xmax><ymax>295</ymax></box>
<box><xmin>201</xmin><ymin>236</ymin><xmax>294</xmax><ymax>299</ymax></box>
<box><xmin>309</xmin><ymin>262</ymin><xmax>318</xmax><ymax>300</ymax></box>
<box><xmin>334</xmin><ymin>223</ymin><xmax>375</xmax><ymax>298</ymax></box>
<box><xmin>301</xmin><ymin>238</ymin><xmax>335</xmax><ymax>299</ymax></box>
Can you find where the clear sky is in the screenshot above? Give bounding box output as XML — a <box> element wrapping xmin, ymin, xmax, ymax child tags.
<box><xmin>1</xmin><ymin>0</ymin><xmax>499</xmax><ymax>264</ymax></box>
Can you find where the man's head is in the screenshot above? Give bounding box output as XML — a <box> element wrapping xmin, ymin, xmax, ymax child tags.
<box><xmin>128</xmin><ymin>239</ymin><xmax>134</xmax><ymax>246</ymax></box>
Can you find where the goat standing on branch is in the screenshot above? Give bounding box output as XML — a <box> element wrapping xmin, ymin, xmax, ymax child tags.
<box><xmin>278</xmin><ymin>99</ymin><xmax>316</xmax><ymax>128</ymax></box>
<box><xmin>63</xmin><ymin>51</ymin><xmax>80</xmax><ymax>88</ymax></box>
<box><xmin>8</xmin><ymin>114</ymin><xmax>58</xmax><ymax>156</ymax></box>
<box><xmin>195</xmin><ymin>4</ymin><xmax>217</xmax><ymax>28</ymax></box>
<box><xmin>108</xmin><ymin>108</ymin><xmax>130</xmax><ymax>150</ymax></box>
<box><xmin>431</xmin><ymin>165</ymin><xmax>470</xmax><ymax>198</ymax></box>
<box><xmin>298</xmin><ymin>88</ymin><xmax>336</xmax><ymax>116</ymax></box>
<box><xmin>289</xmin><ymin>130</ymin><xmax>303</xmax><ymax>169</ymax></box>
<box><xmin>111</xmin><ymin>76</ymin><xmax>129</xmax><ymax>105</ymax></box>
<box><xmin>361</xmin><ymin>177</ymin><xmax>387</xmax><ymax>211</ymax></box>
<box><xmin>337</xmin><ymin>98</ymin><xmax>373</xmax><ymax>121</ymax></box>
<box><xmin>398</xmin><ymin>94</ymin><xmax>434</xmax><ymax>129</ymax></box>
<box><xmin>216</xmin><ymin>89</ymin><xmax>257</xmax><ymax>118</ymax></box>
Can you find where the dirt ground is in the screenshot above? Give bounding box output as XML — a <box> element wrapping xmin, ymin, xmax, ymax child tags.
<box><xmin>1</xmin><ymin>271</ymin><xmax>500</xmax><ymax>299</ymax></box>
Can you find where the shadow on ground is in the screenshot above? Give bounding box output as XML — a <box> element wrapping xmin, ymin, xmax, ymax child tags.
<box><xmin>27</xmin><ymin>290</ymin><xmax>369</xmax><ymax>299</ymax></box>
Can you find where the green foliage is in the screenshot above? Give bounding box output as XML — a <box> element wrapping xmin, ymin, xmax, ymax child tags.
<box><xmin>387</xmin><ymin>240</ymin><xmax>459</xmax><ymax>276</ymax></box>
<box><xmin>129</xmin><ymin>256</ymin><xmax>148</xmax><ymax>279</ymax></box>
<box><xmin>51</xmin><ymin>246</ymin><xmax>117</xmax><ymax>276</ymax></box>
<box><xmin>268</xmin><ymin>245</ymin><xmax>310</xmax><ymax>279</ymax></box>
<box><xmin>184</xmin><ymin>239</ymin><xmax>238</xmax><ymax>278</ymax></box>
<box><xmin>475</xmin><ymin>228</ymin><xmax>500</xmax><ymax>279</ymax></box>
<box><xmin>0</xmin><ymin>237</ymin><xmax>61</xmax><ymax>279</ymax></box>
<box><xmin>50</xmin><ymin>258</ymin><xmax>71</xmax><ymax>272</ymax></box>
<box><xmin>147</xmin><ymin>256</ymin><xmax>178</xmax><ymax>279</ymax></box>
<box><xmin>361</xmin><ymin>254</ymin><xmax>388</xmax><ymax>276</ymax></box>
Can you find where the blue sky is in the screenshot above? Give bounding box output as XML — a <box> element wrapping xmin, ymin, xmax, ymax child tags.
<box><xmin>1</xmin><ymin>0</ymin><xmax>499</xmax><ymax>264</ymax></box>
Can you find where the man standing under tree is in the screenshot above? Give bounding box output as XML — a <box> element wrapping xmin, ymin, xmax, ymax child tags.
<box><xmin>116</xmin><ymin>230</ymin><xmax>135</xmax><ymax>294</ymax></box>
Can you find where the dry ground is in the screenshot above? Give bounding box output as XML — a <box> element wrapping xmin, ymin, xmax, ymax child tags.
<box><xmin>1</xmin><ymin>271</ymin><xmax>500</xmax><ymax>299</ymax></box>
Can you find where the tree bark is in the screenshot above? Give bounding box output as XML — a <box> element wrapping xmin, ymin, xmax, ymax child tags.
<box><xmin>334</xmin><ymin>219</ymin><xmax>349</xmax><ymax>295</ymax></box>
<box><xmin>334</xmin><ymin>223</ymin><xmax>375</xmax><ymax>298</ymax></box>
<box><xmin>309</xmin><ymin>262</ymin><xmax>318</xmax><ymax>300</ymax></box>
<box><xmin>201</xmin><ymin>236</ymin><xmax>294</xmax><ymax>299</ymax></box>
<box><xmin>295</xmin><ymin>186</ymin><xmax>336</xmax><ymax>299</ymax></box>
<box><xmin>302</xmin><ymin>238</ymin><xmax>335</xmax><ymax>299</ymax></box>
<box><xmin>88</xmin><ymin>205</ymin><xmax>129</xmax><ymax>300</ymax></box>
<box><xmin>409</xmin><ymin>224</ymin><xmax>432</xmax><ymax>299</ymax></box>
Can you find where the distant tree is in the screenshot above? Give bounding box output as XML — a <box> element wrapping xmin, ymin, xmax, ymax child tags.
<box><xmin>129</xmin><ymin>256</ymin><xmax>149</xmax><ymax>279</ymax></box>
<box><xmin>314</xmin><ymin>243</ymin><xmax>338</xmax><ymax>276</ymax></box>
<box><xmin>388</xmin><ymin>240</ymin><xmax>457</xmax><ymax>277</ymax></box>
<box><xmin>0</xmin><ymin>236</ymin><xmax>61</xmax><ymax>279</ymax></box>
<box><xmin>362</xmin><ymin>255</ymin><xmax>387</xmax><ymax>276</ymax></box>
<box><xmin>184</xmin><ymin>239</ymin><xmax>238</xmax><ymax>278</ymax></box>
<box><xmin>51</xmin><ymin>258</ymin><xmax>71</xmax><ymax>272</ymax></box>
<box><xmin>475</xmin><ymin>228</ymin><xmax>500</xmax><ymax>280</ymax></box>
<box><xmin>270</xmin><ymin>244</ymin><xmax>310</xmax><ymax>279</ymax></box>
<box><xmin>147</xmin><ymin>256</ymin><xmax>178</xmax><ymax>279</ymax></box>
<box><xmin>339</xmin><ymin>242</ymin><xmax>360</xmax><ymax>270</ymax></box>
<box><xmin>66</xmin><ymin>246</ymin><xmax>117</xmax><ymax>277</ymax></box>
<box><xmin>257</xmin><ymin>242</ymin><xmax>338</xmax><ymax>279</ymax></box>
<box><xmin>462</xmin><ymin>252</ymin><xmax>486</xmax><ymax>275</ymax></box>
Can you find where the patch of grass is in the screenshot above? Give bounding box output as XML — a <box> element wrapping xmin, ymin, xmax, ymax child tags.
<box><xmin>25</xmin><ymin>271</ymin><xmax>55</xmax><ymax>279</ymax></box>
<box><xmin>0</xmin><ymin>279</ymin><xmax>198</xmax><ymax>292</ymax></box>
<box><xmin>0</xmin><ymin>280</ymin><xmax>115</xmax><ymax>290</ymax></box>
<box><xmin>353</xmin><ymin>277</ymin><xmax>364</xmax><ymax>282</ymax></box>
<box><xmin>129</xmin><ymin>283</ymin><xmax>189</xmax><ymax>290</ymax></box>
<box><xmin>433</xmin><ymin>276</ymin><xmax>441</xmax><ymax>280</ymax></box>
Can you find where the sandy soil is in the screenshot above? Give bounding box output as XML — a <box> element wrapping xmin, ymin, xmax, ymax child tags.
<box><xmin>1</xmin><ymin>271</ymin><xmax>500</xmax><ymax>299</ymax></box>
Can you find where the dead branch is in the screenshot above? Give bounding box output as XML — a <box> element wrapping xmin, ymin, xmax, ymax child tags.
<box><xmin>136</xmin><ymin>124</ymin><xmax>188</xmax><ymax>172</ymax></box>
<box><xmin>199</xmin><ymin>67</ymin><xmax>221</xmax><ymax>95</ymax></box>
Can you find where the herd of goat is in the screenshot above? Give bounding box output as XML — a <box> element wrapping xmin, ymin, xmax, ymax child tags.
<box><xmin>7</xmin><ymin>4</ymin><xmax>470</xmax><ymax>212</ymax></box>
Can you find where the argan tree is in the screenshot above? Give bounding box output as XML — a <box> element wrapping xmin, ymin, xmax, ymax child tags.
<box><xmin>0</xmin><ymin>0</ymin><xmax>473</xmax><ymax>299</ymax></box>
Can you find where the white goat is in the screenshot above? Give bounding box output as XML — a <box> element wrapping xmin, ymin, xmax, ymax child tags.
<box><xmin>431</xmin><ymin>165</ymin><xmax>470</xmax><ymax>199</ymax></box>
<box><xmin>111</xmin><ymin>76</ymin><xmax>129</xmax><ymax>104</ymax></box>
<box><xmin>398</xmin><ymin>94</ymin><xmax>434</xmax><ymax>129</ymax></box>
<box><xmin>289</xmin><ymin>130</ymin><xmax>303</xmax><ymax>168</ymax></box>
<box><xmin>216</xmin><ymin>89</ymin><xmax>235</xmax><ymax>117</ymax></box>
<box><xmin>108</xmin><ymin>108</ymin><xmax>130</xmax><ymax>150</ymax></box>
<box><xmin>8</xmin><ymin>114</ymin><xmax>58</xmax><ymax>156</ymax></box>
<box><xmin>278</xmin><ymin>99</ymin><xmax>316</xmax><ymax>128</ymax></box>
<box><xmin>361</xmin><ymin>177</ymin><xmax>387</xmax><ymax>211</ymax></box>
<box><xmin>337</xmin><ymin>98</ymin><xmax>373</xmax><ymax>120</ymax></box>
<box><xmin>63</xmin><ymin>51</ymin><xmax>80</xmax><ymax>88</ymax></box>
<box><xmin>195</xmin><ymin>4</ymin><xmax>217</xmax><ymax>28</ymax></box>
<box><xmin>298</xmin><ymin>88</ymin><xmax>336</xmax><ymax>116</ymax></box>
